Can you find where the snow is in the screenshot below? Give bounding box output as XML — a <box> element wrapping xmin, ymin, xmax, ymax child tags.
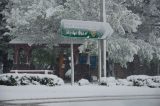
<box><xmin>61</xmin><ymin>19</ymin><xmax>113</xmax><ymax>39</ymax></box>
<box><xmin>117</xmin><ymin>79</ymin><xmax>133</xmax><ymax>86</ymax></box>
<box><xmin>100</xmin><ymin>77</ymin><xmax>118</xmax><ymax>86</ymax></box>
<box><xmin>0</xmin><ymin>74</ymin><xmax>160</xmax><ymax>106</ymax></box>
<box><xmin>46</xmin><ymin>6</ymin><xmax>64</xmax><ymax>18</ymax></box>
<box><xmin>9</xmin><ymin>35</ymin><xmax>48</xmax><ymax>46</ymax></box>
<box><xmin>40</xmin><ymin>99</ymin><xmax>160</xmax><ymax>106</ymax></box>
<box><xmin>0</xmin><ymin>84</ymin><xmax>160</xmax><ymax>101</ymax></box>
<box><xmin>91</xmin><ymin>76</ymin><xmax>98</xmax><ymax>81</ymax></box>
<box><xmin>65</xmin><ymin>69</ymin><xmax>71</xmax><ymax>78</ymax></box>
<box><xmin>0</xmin><ymin>73</ymin><xmax>64</xmax><ymax>86</ymax></box>
<box><xmin>99</xmin><ymin>75</ymin><xmax>160</xmax><ymax>88</ymax></box>
<box><xmin>127</xmin><ymin>75</ymin><xmax>160</xmax><ymax>88</ymax></box>
<box><xmin>106</xmin><ymin>38</ymin><xmax>140</xmax><ymax>67</ymax></box>
<box><xmin>78</xmin><ymin>79</ymin><xmax>90</xmax><ymax>86</ymax></box>
<box><xmin>127</xmin><ymin>75</ymin><xmax>151</xmax><ymax>82</ymax></box>
<box><xmin>146</xmin><ymin>79</ymin><xmax>160</xmax><ymax>88</ymax></box>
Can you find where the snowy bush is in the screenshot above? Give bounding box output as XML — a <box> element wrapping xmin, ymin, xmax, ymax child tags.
<box><xmin>117</xmin><ymin>79</ymin><xmax>133</xmax><ymax>86</ymax></box>
<box><xmin>127</xmin><ymin>75</ymin><xmax>152</xmax><ymax>86</ymax></box>
<box><xmin>100</xmin><ymin>77</ymin><xmax>117</xmax><ymax>86</ymax></box>
<box><xmin>99</xmin><ymin>75</ymin><xmax>160</xmax><ymax>88</ymax></box>
<box><xmin>0</xmin><ymin>73</ymin><xmax>64</xmax><ymax>86</ymax></box>
<box><xmin>78</xmin><ymin>79</ymin><xmax>90</xmax><ymax>86</ymax></box>
<box><xmin>146</xmin><ymin>79</ymin><xmax>160</xmax><ymax>88</ymax></box>
<box><xmin>99</xmin><ymin>77</ymin><xmax>107</xmax><ymax>85</ymax></box>
<box><xmin>127</xmin><ymin>75</ymin><xmax>160</xmax><ymax>88</ymax></box>
<box><xmin>152</xmin><ymin>76</ymin><xmax>160</xmax><ymax>83</ymax></box>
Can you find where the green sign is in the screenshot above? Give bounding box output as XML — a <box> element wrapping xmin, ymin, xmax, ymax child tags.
<box><xmin>60</xmin><ymin>19</ymin><xmax>113</xmax><ymax>39</ymax></box>
<box><xmin>61</xmin><ymin>28</ymin><xmax>103</xmax><ymax>39</ymax></box>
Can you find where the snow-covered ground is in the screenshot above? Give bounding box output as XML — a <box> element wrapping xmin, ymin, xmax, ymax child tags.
<box><xmin>0</xmin><ymin>74</ymin><xmax>160</xmax><ymax>106</ymax></box>
<box><xmin>40</xmin><ymin>99</ymin><xmax>160</xmax><ymax>106</ymax></box>
<box><xmin>0</xmin><ymin>84</ymin><xmax>160</xmax><ymax>101</ymax></box>
<box><xmin>0</xmin><ymin>84</ymin><xmax>160</xmax><ymax>106</ymax></box>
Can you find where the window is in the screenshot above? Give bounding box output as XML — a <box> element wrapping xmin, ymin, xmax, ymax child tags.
<box><xmin>79</xmin><ymin>54</ymin><xmax>87</xmax><ymax>64</ymax></box>
<box><xmin>90</xmin><ymin>56</ymin><xmax>97</xmax><ymax>69</ymax></box>
<box><xmin>79</xmin><ymin>54</ymin><xmax>97</xmax><ymax>69</ymax></box>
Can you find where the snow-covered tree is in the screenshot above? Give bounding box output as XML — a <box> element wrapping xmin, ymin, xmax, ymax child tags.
<box><xmin>7</xmin><ymin>0</ymin><xmax>160</xmax><ymax>68</ymax></box>
<box><xmin>74</xmin><ymin>0</ymin><xmax>142</xmax><ymax>66</ymax></box>
<box><xmin>106</xmin><ymin>37</ymin><xmax>139</xmax><ymax>67</ymax></box>
<box><xmin>4</xmin><ymin>0</ymin><xmax>64</xmax><ymax>46</ymax></box>
<box><xmin>125</xmin><ymin>0</ymin><xmax>160</xmax><ymax>73</ymax></box>
<box><xmin>61</xmin><ymin>0</ymin><xmax>100</xmax><ymax>21</ymax></box>
<box><xmin>78</xmin><ymin>0</ymin><xmax>160</xmax><ymax>68</ymax></box>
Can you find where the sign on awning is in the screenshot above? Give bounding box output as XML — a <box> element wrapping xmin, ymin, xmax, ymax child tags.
<box><xmin>60</xmin><ymin>19</ymin><xmax>113</xmax><ymax>39</ymax></box>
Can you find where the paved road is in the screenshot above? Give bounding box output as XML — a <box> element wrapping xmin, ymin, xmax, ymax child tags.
<box><xmin>1</xmin><ymin>95</ymin><xmax>160</xmax><ymax>106</ymax></box>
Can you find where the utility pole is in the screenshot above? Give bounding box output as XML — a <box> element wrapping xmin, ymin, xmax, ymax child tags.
<box><xmin>102</xmin><ymin>0</ymin><xmax>107</xmax><ymax>77</ymax></box>
<box><xmin>71</xmin><ymin>41</ymin><xmax>74</xmax><ymax>85</ymax></box>
<box><xmin>98</xmin><ymin>40</ymin><xmax>102</xmax><ymax>81</ymax></box>
<box><xmin>98</xmin><ymin>0</ymin><xmax>104</xmax><ymax>81</ymax></box>
<box><xmin>99</xmin><ymin>0</ymin><xmax>107</xmax><ymax>79</ymax></box>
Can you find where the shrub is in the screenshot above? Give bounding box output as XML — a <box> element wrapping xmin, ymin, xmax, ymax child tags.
<box><xmin>0</xmin><ymin>73</ymin><xmax>64</xmax><ymax>86</ymax></box>
<box><xmin>99</xmin><ymin>77</ymin><xmax>117</xmax><ymax>86</ymax></box>
<box><xmin>127</xmin><ymin>75</ymin><xmax>160</xmax><ymax>88</ymax></box>
<box><xmin>99</xmin><ymin>75</ymin><xmax>160</xmax><ymax>88</ymax></box>
<box><xmin>117</xmin><ymin>79</ymin><xmax>133</xmax><ymax>86</ymax></box>
<box><xmin>78</xmin><ymin>79</ymin><xmax>90</xmax><ymax>86</ymax></box>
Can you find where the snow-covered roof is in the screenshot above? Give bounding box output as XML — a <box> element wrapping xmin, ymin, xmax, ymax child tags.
<box><xmin>61</xmin><ymin>19</ymin><xmax>113</xmax><ymax>39</ymax></box>
<box><xmin>9</xmin><ymin>35</ymin><xmax>49</xmax><ymax>46</ymax></box>
<box><xmin>10</xmin><ymin>19</ymin><xmax>113</xmax><ymax>46</ymax></box>
<box><xmin>10</xmin><ymin>34</ymin><xmax>85</xmax><ymax>46</ymax></box>
<box><xmin>9</xmin><ymin>36</ymin><xmax>34</xmax><ymax>46</ymax></box>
